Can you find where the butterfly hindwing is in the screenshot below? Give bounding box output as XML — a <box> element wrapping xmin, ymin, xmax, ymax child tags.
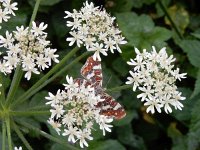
<box><xmin>81</xmin><ymin>56</ymin><xmax>102</xmax><ymax>87</ymax></box>
<box><xmin>96</xmin><ymin>91</ymin><xmax>126</xmax><ymax>120</ymax></box>
<box><xmin>78</xmin><ymin>56</ymin><xmax>126</xmax><ymax>120</ymax></box>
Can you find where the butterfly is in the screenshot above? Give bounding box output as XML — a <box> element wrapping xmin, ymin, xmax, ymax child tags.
<box><xmin>74</xmin><ymin>56</ymin><xmax>126</xmax><ymax>120</ymax></box>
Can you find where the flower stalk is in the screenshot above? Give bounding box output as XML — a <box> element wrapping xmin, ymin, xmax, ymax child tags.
<box><xmin>13</xmin><ymin>121</ymin><xmax>33</xmax><ymax>150</ymax></box>
<box><xmin>29</xmin><ymin>0</ymin><xmax>42</xmax><ymax>27</ymax></box>
<box><xmin>5</xmin><ymin>65</ymin><xmax>23</xmax><ymax>108</ymax></box>
<box><xmin>5</xmin><ymin>117</ymin><xmax>12</xmax><ymax>150</ymax></box>
<box><xmin>18</xmin><ymin>120</ymin><xmax>80</xmax><ymax>150</ymax></box>
<box><xmin>10</xmin><ymin>110</ymin><xmax>50</xmax><ymax>116</ymax></box>
<box><xmin>2</xmin><ymin>120</ymin><xmax>6</xmax><ymax>150</ymax></box>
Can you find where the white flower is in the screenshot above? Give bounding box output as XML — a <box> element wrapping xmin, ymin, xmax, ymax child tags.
<box><xmin>0</xmin><ymin>0</ymin><xmax>18</xmax><ymax>28</ymax></box>
<box><xmin>31</xmin><ymin>21</ymin><xmax>47</xmax><ymax>36</ymax></box>
<box><xmin>125</xmin><ymin>71</ymin><xmax>141</xmax><ymax>91</ymax></box>
<box><xmin>0</xmin><ymin>21</ymin><xmax>59</xmax><ymax>79</ymax></box>
<box><xmin>97</xmin><ymin>115</ymin><xmax>113</xmax><ymax>136</ymax></box>
<box><xmin>0</xmin><ymin>31</ymin><xmax>14</xmax><ymax>47</ymax></box>
<box><xmin>66</xmin><ymin>31</ymin><xmax>83</xmax><ymax>47</ymax></box>
<box><xmin>50</xmin><ymin>105</ymin><xmax>65</xmax><ymax>119</ymax></box>
<box><xmin>65</xmin><ymin>1</ymin><xmax>127</xmax><ymax>60</ymax></box>
<box><xmin>126</xmin><ymin>46</ymin><xmax>187</xmax><ymax>114</ymax></box>
<box><xmin>62</xmin><ymin>126</ymin><xmax>78</xmax><ymax>143</ymax></box>
<box><xmin>88</xmin><ymin>43</ymin><xmax>108</xmax><ymax>61</ymax></box>
<box><xmin>77</xmin><ymin>129</ymin><xmax>93</xmax><ymax>148</ymax></box>
<box><xmin>48</xmin><ymin>118</ymin><xmax>61</xmax><ymax>135</ymax></box>
<box><xmin>46</xmin><ymin>75</ymin><xmax>114</xmax><ymax>148</ymax></box>
<box><xmin>14</xmin><ymin>146</ymin><xmax>22</xmax><ymax>150</ymax></box>
<box><xmin>3</xmin><ymin>0</ymin><xmax>18</xmax><ymax>16</ymax></box>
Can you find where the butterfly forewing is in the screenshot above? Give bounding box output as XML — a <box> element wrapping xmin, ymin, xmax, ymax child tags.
<box><xmin>78</xmin><ymin>56</ymin><xmax>126</xmax><ymax>120</ymax></box>
<box><xmin>81</xmin><ymin>56</ymin><xmax>103</xmax><ymax>87</ymax></box>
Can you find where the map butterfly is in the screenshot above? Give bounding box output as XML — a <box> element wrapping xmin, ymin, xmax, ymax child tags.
<box><xmin>74</xmin><ymin>56</ymin><xmax>126</xmax><ymax>120</ymax></box>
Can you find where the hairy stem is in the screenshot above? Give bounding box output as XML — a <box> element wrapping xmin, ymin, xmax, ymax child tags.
<box><xmin>2</xmin><ymin>120</ymin><xmax>6</xmax><ymax>150</ymax></box>
<box><xmin>13</xmin><ymin>121</ymin><xmax>33</xmax><ymax>150</ymax></box>
<box><xmin>106</xmin><ymin>85</ymin><xmax>132</xmax><ymax>92</ymax></box>
<box><xmin>0</xmin><ymin>73</ymin><xmax>5</xmax><ymax>109</ymax></box>
<box><xmin>10</xmin><ymin>110</ymin><xmax>50</xmax><ymax>116</ymax></box>
<box><xmin>18</xmin><ymin>121</ymin><xmax>80</xmax><ymax>150</ymax></box>
<box><xmin>157</xmin><ymin>0</ymin><xmax>183</xmax><ymax>39</ymax></box>
<box><xmin>29</xmin><ymin>0</ymin><xmax>42</xmax><ymax>27</ymax></box>
<box><xmin>5</xmin><ymin>117</ymin><xmax>12</xmax><ymax>150</ymax></box>
<box><xmin>5</xmin><ymin>65</ymin><xmax>23</xmax><ymax>108</ymax></box>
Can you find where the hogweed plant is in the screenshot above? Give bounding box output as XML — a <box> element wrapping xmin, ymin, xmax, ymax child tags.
<box><xmin>0</xmin><ymin>0</ymin><xmax>187</xmax><ymax>150</ymax></box>
<box><xmin>126</xmin><ymin>46</ymin><xmax>187</xmax><ymax>114</ymax></box>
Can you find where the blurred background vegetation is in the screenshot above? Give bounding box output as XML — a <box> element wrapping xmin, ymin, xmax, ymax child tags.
<box><xmin>1</xmin><ymin>0</ymin><xmax>200</xmax><ymax>149</ymax></box>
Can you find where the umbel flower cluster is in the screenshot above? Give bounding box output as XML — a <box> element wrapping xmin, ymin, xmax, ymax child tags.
<box><xmin>64</xmin><ymin>1</ymin><xmax>127</xmax><ymax>60</ymax></box>
<box><xmin>126</xmin><ymin>46</ymin><xmax>187</xmax><ymax>114</ymax></box>
<box><xmin>0</xmin><ymin>0</ymin><xmax>18</xmax><ymax>29</ymax></box>
<box><xmin>46</xmin><ymin>76</ymin><xmax>113</xmax><ymax>148</ymax></box>
<box><xmin>0</xmin><ymin>21</ymin><xmax>59</xmax><ymax>80</ymax></box>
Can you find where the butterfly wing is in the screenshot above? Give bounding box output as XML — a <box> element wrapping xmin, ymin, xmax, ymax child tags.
<box><xmin>81</xmin><ymin>56</ymin><xmax>103</xmax><ymax>87</ymax></box>
<box><xmin>80</xmin><ymin>56</ymin><xmax>126</xmax><ymax>120</ymax></box>
<box><xmin>96</xmin><ymin>91</ymin><xmax>126</xmax><ymax>120</ymax></box>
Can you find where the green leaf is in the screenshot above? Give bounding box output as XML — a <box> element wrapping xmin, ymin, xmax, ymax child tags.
<box><xmin>191</xmin><ymin>33</ymin><xmax>200</xmax><ymax>40</ymax></box>
<box><xmin>89</xmin><ymin>140</ymin><xmax>126</xmax><ymax>150</ymax></box>
<box><xmin>29</xmin><ymin>91</ymin><xmax>47</xmax><ymax>107</ymax></box>
<box><xmin>112</xmin><ymin>57</ymin><xmax>129</xmax><ymax>77</ymax></box>
<box><xmin>156</xmin><ymin>0</ymin><xmax>171</xmax><ymax>17</ymax></box>
<box><xmin>113</xmin><ymin>111</ymin><xmax>138</xmax><ymax>126</ymax></box>
<box><xmin>116</xmin><ymin>12</ymin><xmax>171</xmax><ymax>60</ymax></box>
<box><xmin>51</xmin><ymin>11</ymin><xmax>69</xmax><ymax>38</ymax></box>
<box><xmin>178</xmin><ymin>40</ymin><xmax>200</xmax><ymax>68</ymax></box>
<box><xmin>51</xmin><ymin>144</ymin><xmax>66</xmax><ymax>150</ymax></box>
<box><xmin>171</xmin><ymin>88</ymin><xmax>193</xmax><ymax>121</ymax></box>
<box><xmin>167</xmin><ymin>123</ymin><xmax>187</xmax><ymax>150</ymax></box>
<box><xmin>106</xmin><ymin>0</ymin><xmax>134</xmax><ymax>12</ymax></box>
<box><xmin>191</xmin><ymin>70</ymin><xmax>200</xmax><ymax>98</ymax></box>
<box><xmin>40</xmin><ymin>0</ymin><xmax>61</xmax><ymax>6</ymax></box>
<box><xmin>165</xmin><ymin>5</ymin><xmax>189</xmax><ymax>34</ymax></box>
<box><xmin>117</xmin><ymin>124</ymin><xmax>146</xmax><ymax>149</ymax></box>
<box><xmin>188</xmin><ymin>15</ymin><xmax>200</xmax><ymax>31</ymax></box>
<box><xmin>0</xmin><ymin>11</ymin><xmax>28</xmax><ymax>35</ymax></box>
<box><xmin>29</xmin><ymin>91</ymin><xmax>49</xmax><ymax>122</ymax></box>
<box><xmin>187</xmin><ymin>97</ymin><xmax>200</xmax><ymax>150</ymax></box>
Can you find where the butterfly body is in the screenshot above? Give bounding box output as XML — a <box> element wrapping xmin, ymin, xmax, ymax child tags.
<box><xmin>76</xmin><ymin>56</ymin><xmax>126</xmax><ymax>120</ymax></box>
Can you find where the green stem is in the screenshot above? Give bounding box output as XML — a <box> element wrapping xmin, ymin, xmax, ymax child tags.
<box><xmin>29</xmin><ymin>0</ymin><xmax>42</xmax><ymax>27</ymax></box>
<box><xmin>12</xmin><ymin>50</ymin><xmax>89</xmax><ymax>108</ymax></box>
<box><xmin>12</xmin><ymin>122</ymin><xmax>33</xmax><ymax>150</ymax></box>
<box><xmin>28</xmin><ymin>105</ymin><xmax>49</xmax><ymax>110</ymax></box>
<box><xmin>158</xmin><ymin>0</ymin><xmax>183</xmax><ymax>39</ymax></box>
<box><xmin>18</xmin><ymin>121</ymin><xmax>80</xmax><ymax>150</ymax></box>
<box><xmin>2</xmin><ymin>120</ymin><xmax>6</xmax><ymax>150</ymax></box>
<box><xmin>0</xmin><ymin>73</ymin><xmax>5</xmax><ymax>109</ymax></box>
<box><xmin>106</xmin><ymin>85</ymin><xmax>132</xmax><ymax>92</ymax></box>
<box><xmin>6</xmin><ymin>0</ymin><xmax>42</xmax><ymax>108</ymax></box>
<box><xmin>5</xmin><ymin>65</ymin><xmax>23</xmax><ymax>108</ymax></box>
<box><xmin>5</xmin><ymin>117</ymin><xmax>12</xmax><ymax>150</ymax></box>
<box><xmin>10</xmin><ymin>110</ymin><xmax>50</xmax><ymax>116</ymax></box>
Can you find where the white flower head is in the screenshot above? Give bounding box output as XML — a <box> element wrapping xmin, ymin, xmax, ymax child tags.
<box><xmin>46</xmin><ymin>75</ymin><xmax>113</xmax><ymax>148</ymax></box>
<box><xmin>0</xmin><ymin>21</ymin><xmax>59</xmax><ymax>80</ymax></box>
<box><xmin>65</xmin><ymin>1</ymin><xmax>127</xmax><ymax>60</ymax></box>
<box><xmin>126</xmin><ymin>46</ymin><xmax>187</xmax><ymax>114</ymax></box>
<box><xmin>0</xmin><ymin>0</ymin><xmax>18</xmax><ymax>29</ymax></box>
